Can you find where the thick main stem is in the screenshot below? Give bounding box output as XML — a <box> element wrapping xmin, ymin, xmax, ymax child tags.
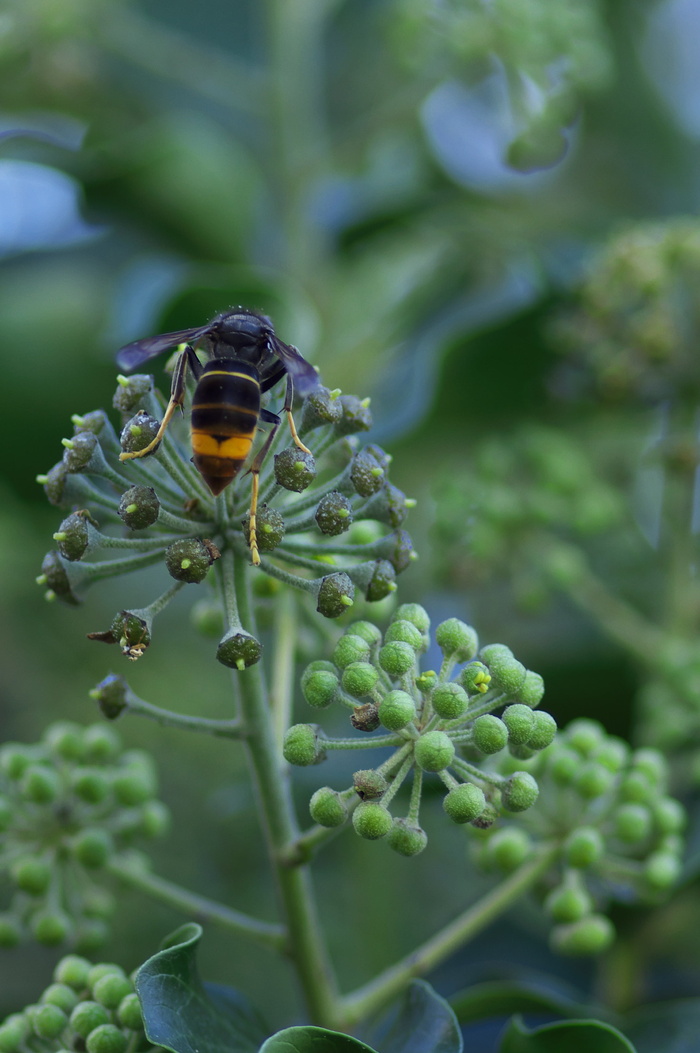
<box><xmin>229</xmin><ymin>551</ymin><xmax>340</xmax><ymax>1026</ymax></box>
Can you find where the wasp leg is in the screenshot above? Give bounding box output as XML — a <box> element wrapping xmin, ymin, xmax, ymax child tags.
<box><xmin>281</xmin><ymin>373</ymin><xmax>312</xmax><ymax>455</ymax></box>
<box><xmin>246</xmin><ymin>408</ymin><xmax>282</xmax><ymax>566</ymax></box>
<box><xmin>119</xmin><ymin>348</ymin><xmax>197</xmax><ymax>462</ymax></box>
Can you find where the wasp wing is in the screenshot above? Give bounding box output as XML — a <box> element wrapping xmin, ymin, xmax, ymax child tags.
<box><xmin>116</xmin><ymin>323</ymin><xmax>216</xmax><ymax>372</ymax></box>
<box><xmin>269</xmin><ymin>335</ymin><xmax>320</xmax><ymax>395</ymax></box>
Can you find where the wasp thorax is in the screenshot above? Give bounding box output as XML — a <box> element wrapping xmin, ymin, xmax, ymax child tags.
<box><xmin>274</xmin><ymin>447</ymin><xmax>317</xmax><ymax>491</ymax></box>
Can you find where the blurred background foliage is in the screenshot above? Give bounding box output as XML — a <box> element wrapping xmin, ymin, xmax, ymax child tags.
<box><xmin>4</xmin><ymin>0</ymin><xmax>700</xmax><ymax>1038</ymax></box>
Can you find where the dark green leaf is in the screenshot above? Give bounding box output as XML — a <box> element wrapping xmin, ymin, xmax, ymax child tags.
<box><xmin>259</xmin><ymin>1025</ymin><xmax>378</xmax><ymax>1052</ymax></box>
<box><xmin>366</xmin><ymin>979</ymin><xmax>462</xmax><ymax>1053</ymax></box>
<box><xmin>624</xmin><ymin>999</ymin><xmax>700</xmax><ymax>1053</ymax></box>
<box><xmin>499</xmin><ymin>1016</ymin><xmax>637</xmax><ymax>1053</ymax></box>
<box><xmin>450</xmin><ymin>980</ymin><xmax>599</xmax><ymax>1024</ymax></box>
<box><xmin>135</xmin><ymin>923</ymin><xmax>268</xmax><ymax>1053</ymax></box>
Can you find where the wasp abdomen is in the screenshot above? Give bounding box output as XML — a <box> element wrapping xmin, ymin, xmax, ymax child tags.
<box><xmin>191</xmin><ymin>360</ymin><xmax>261</xmax><ymax>495</ymax></box>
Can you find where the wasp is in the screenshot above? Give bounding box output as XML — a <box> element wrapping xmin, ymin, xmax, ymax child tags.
<box><xmin>116</xmin><ymin>308</ymin><xmax>320</xmax><ymax>565</ymax></box>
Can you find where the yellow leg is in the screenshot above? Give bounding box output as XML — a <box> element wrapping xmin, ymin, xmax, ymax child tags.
<box><xmin>286</xmin><ymin>409</ymin><xmax>312</xmax><ymax>455</ymax></box>
<box><xmin>248</xmin><ymin>471</ymin><xmax>261</xmax><ymax>566</ymax></box>
<box><xmin>119</xmin><ymin>398</ymin><xmax>180</xmax><ymax>462</ymax></box>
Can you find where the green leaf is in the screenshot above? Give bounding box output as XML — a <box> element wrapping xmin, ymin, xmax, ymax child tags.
<box><xmin>366</xmin><ymin>979</ymin><xmax>462</xmax><ymax>1053</ymax></box>
<box><xmin>624</xmin><ymin>999</ymin><xmax>700</xmax><ymax>1053</ymax></box>
<box><xmin>135</xmin><ymin>923</ymin><xmax>268</xmax><ymax>1053</ymax></box>
<box><xmin>450</xmin><ymin>980</ymin><xmax>598</xmax><ymax>1024</ymax></box>
<box><xmin>259</xmin><ymin>1026</ymin><xmax>378</xmax><ymax>1052</ymax></box>
<box><xmin>499</xmin><ymin>1016</ymin><xmax>637</xmax><ymax>1053</ymax></box>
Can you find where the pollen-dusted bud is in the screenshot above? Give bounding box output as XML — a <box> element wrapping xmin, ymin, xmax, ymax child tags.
<box><xmin>299</xmin><ymin>385</ymin><xmax>343</xmax><ymax>432</ymax></box>
<box><xmin>113</xmin><ymin>374</ymin><xmax>154</xmax><ymax>416</ymax></box>
<box><xmin>362</xmin><ymin>484</ymin><xmax>410</xmax><ymax>527</ymax></box>
<box><xmin>316</xmin><ymin>572</ymin><xmax>355</xmax><ymax>618</ymax></box>
<box><xmin>53</xmin><ymin>510</ymin><xmax>99</xmax><ymax>561</ymax></box>
<box><xmin>118</xmin><ymin>486</ymin><xmax>160</xmax><ymax>530</ymax></box>
<box><xmin>460</xmin><ymin>662</ymin><xmax>491</xmax><ymax>695</ymax></box>
<box><xmin>315</xmin><ymin>491</ymin><xmax>353</xmax><ymax>536</ymax></box>
<box><xmin>112</xmin><ymin>611</ymin><xmax>152</xmax><ymax>661</ymax></box>
<box><xmin>283</xmin><ymin>724</ymin><xmax>326</xmax><ymax>766</ymax></box>
<box><xmin>350</xmin><ymin>702</ymin><xmax>380</xmax><ymax>732</ymax></box>
<box><xmin>350</xmin><ymin>449</ymin><xmax>386</xmax><ymax>497</ymax></box>
<box><xmin>165</xmin><ymin>538</ymin><xmax>220</xmax><ymax>583</ymax></box>
<box><xmin>216</xmin><ymin>628</ymin><xmax>262</xmax><ymax>670</ymax></box>
<box><xmin>388</xmin><ymin>818</ymin><xmax>428</xmax><ymax>857</ymax></box>
<box><xmin>309</xmin><ymin>787</ymin><xmax>348</xmax><ymax>827</ymax></box>
<box><xmin>274</xmin><ymin>447</ymin><xmax>317</xmax><ymax>491</ymax></box>
<box><xmin>62</xmin><ymin>431</ymin><xmax>98</xmax><ymax>472</ymax></box>
<box><xmin>120</xmin><ymin>412</ymin><xmax>161</xmax><ymax>455</ymax></box>
<box><xmin>241</xmin><ymin>505</ymin><xmax>285</xmax><ymax>552</ymax></box>
<box><xmin>39</xmin><ymin>551</ymin><xmax>81</xmax><ymax>605</ymax></box>
<box><xmin>90</xmin><ymin>674</ymin><xmax>129</xmax><ymax>720</ymax></box>
<box><xmin>353</xmin><ymin>769</ymin><xmax>388</xmax><ymax>800</ymax></box>
<box><xmin>335</xmin><ymin>394</ymin><xmax>373</xmax><ymax>436</ymax></box>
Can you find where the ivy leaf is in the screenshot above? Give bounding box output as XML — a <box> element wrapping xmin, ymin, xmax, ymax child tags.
<box><xmin>259</xmin><ymin>1026</ymin><xmax>378</xmax><ymax>1052</ymax></box>
<box><xmin>365</xmin><ymin>979</ymin><xmax>462</xmax><ymax>1053</ymax></box>
<box><xmin>499</xmin><ymin>1016</ymin><xmax>637</xmax><ymax>1053</ymax></box>
<box><xmin>624</xmin><ymin>999</ymin><xmax>700</xmax><ymax>1053</ymax></box>
<box><xmin>450</xmin><ymin>980</ymin><xmax>597</xmax><ymax>1024</ymax></box>
<box><xmin>135</xmin><ymin>922</ymin><xmax>268</xmax><ymax>1053</ymax></box>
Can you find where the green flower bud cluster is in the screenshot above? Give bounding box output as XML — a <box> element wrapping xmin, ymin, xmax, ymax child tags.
<box><xmin>37</xmin><ymin>378</ymin><xmax>415</xmax><ymax>670</ymax></box>
<box><xmin>550</xmin><ymin>218</ymin><xmax>700</xmax><ymax>402</ymax></box>
<box><xmin>392</xmin><ymin>0</ymin><xmax>611</xmax><ymax>171</ymax></box>
<box><xmin>433</xmin><ymin>426</ymin><xmax>624</xmax><ymax>607</ymax></box>
<box><xmin>289</xmin><ymin>607</ymin><xmax>554</xmax><ymax>855</ymax></box>
<box><xmin>0</xmin><ymin>953</ymin><xmax>164</xmax><ymax>1053</ymax></box>
<box><xmin>473</xmin><ymin>718</ymin><xmax>686</xmax><ymax>956</ymax></box>
<box><xmin>0</xmin><ymin>721</ymin><xmax>168</xmax><ymax>951</ymax></box>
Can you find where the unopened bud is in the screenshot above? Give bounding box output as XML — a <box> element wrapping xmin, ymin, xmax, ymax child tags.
<box><xmin>273</xmin><ymin>447</ymin><xmax>317</xmax><ymax>491</ymax></box>
<box><xmin>334</xmin><ymin>394</ymin><xmax>373</xmax><ymax>436</ymax></box>
<box><xmin>165</xmin><ymin>538</ymin><xmax>220</xmax><ymax>583</ymax></box>
<box><xmin>316</xmin><ymin>572</ymin><xmax>355</xmax><ymax>618</ymax></box>
<box><xmin>216</xmin><ymin>628</ymin><xmax>262</xmax><ymax>670</ymax></box>
<box><xmin>118</xmin><ymin>486</ymin><xmax>160</xmax><ymax>530</ymax></box>
<box><xmin>113</xmin><ymin>374</ymin><xmax>154</xmax><ymax>415</ymax></box>
<box><xmin>120</xmin><ymin>412</ymin><xmax>160</xmax><ymax>455</ymax></box>
<box><xmin>315</xmin><ymin>492</ymin><xmax>353</xmax><ymax>536</ymax></box>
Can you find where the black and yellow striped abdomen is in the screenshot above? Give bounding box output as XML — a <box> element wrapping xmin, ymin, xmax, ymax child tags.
<box><xmin>191</xmin><ymin>359</ymin><xmax>261</xmax><ymax>495</ymax></box>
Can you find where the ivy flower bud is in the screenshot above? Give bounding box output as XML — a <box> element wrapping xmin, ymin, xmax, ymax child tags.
<box><xmin>342</xmin><ymin>662</ymin><xmax>379</xmax><ymax>698</ymax></box>
<box><xmin>378</xmin><ymin>641</ymin><xmax>416</xmax><ymax>676</ymax></box>
<box><xmin>335</xmin><ymin>394</ymin><xmax>373</xmax><ymax>435</ymax></box>
<box><xmin>346</xmin><ymin>620</ymin><xmax>383</xmax><ymax>648</ymax></box>
<box><xmin>502</xmin><ymin>704</ymin><xmax>535</xmax><ymax>746</ymax></box>
<box><xmin>501</xmin><ymin>771</ymin><xmax>539</xmax><ymax>812</ymax></box>
<box><xmin>165</xmin><ymin>538</ymin><xmax>220</xmax><ymax>583</ymax></box>
<box><xmin>460</xmin><ymin>662</ymin><xmax>491</xmax><ymax>695</ymax></box>
<box><xmin>575</xmin><ymin>762</ymin><xmax>614</xmax><ymax>800</ymax></box>
<box><xmin>392</xmin><ymin>603</ymin><xmax>430</xmax><ymax>634</ymax></box>
<box><xmin>113</xmin><ymin>373</ymin><xmax>153</xmax><ymax>415</ymax></box>
<box><xmin>11</xmin><ymin>856</ymin><xmax>52</xmax><ymax>895</ymax></box>
<box><xmin>90</xmin><ymin>674</ymin><xmax>129</xmax><ymax>720</ymax></box>
<box><xmin>39</xmin><ymin>551</ymin><xmax>80</xmax><ymax>605</ymax></box>
<box><xmin>118</xmin><ymin>486</ymin><xmax>160</xmax><ymax>530</ymax></box>
<box><xmin>119</xmin><ymin>412</ymin><xmax>160</xmax><ymax>455</ymax></box>
<box><xmin>435</xmin><ymin>619</ymin><xmax>478</xmax><ymax>662</ymax></box>
<box><xmin>443</xmin><ymin>783</ymin><xmax>486</xmax><ymax>823</ymax></box>
<box><xmin>31</xmin><ymin>909</ymin><xmax>72</xmax><ymax>945</ymax></box>
<box><xmin>526</xmin><ymin>711</ymin><xmax>557</xmax><ymax>750</ymax></box>
<box><xmin>62</xmin><ymin>430</ymin><xmax>98</xmax><ymax>472</ymax></box>
<box><xmin>31</xmin><ymin>1004</ymin><xmax>69</xmax><ymax>1040</ymax></box>
<box><xmin>567</xmin><ymin>719</ymin><xmax>604</xmax><ymax>756</ymax></box>
<box><xmin>550</xmin><ymin>914</ymin><xmax>615</xmax><ymax>956</ymax></box>
<box><xmin>349</xmin><ymin>449</ymin><xmax>386</xmax><ymax>497</ymax></box>
<box><xmin>387</xmin><ymin>819</ymin><xmax>428</xmax><ymax>856</ymax></box>
<box><xmin>21</xmin><ymin>764</ymin><xmax>61</xmax><ymax>804</ymax></box>
<box><xmin>299</xmin><ymin>386</ymin><xmax>343</xmax><ymax>432</ymax></box>
<box><xmin>86</xmin><ymin>1022</ymin><xmax>128</xmax><ymax>1053</ymax></box>
<box><xmin>486</xmin><ymin>827</ymin><xmax>533</xmax><ymax>871</ymax></box>
<box><xmin>54</xmin><ymin>954</ymin><xmax>92</xmax><ymax>989</ymax></box>
<box><xmin>315</xmin><ymin>491</ymin><xmax>353</xmax><ymax>535</ymax></box>
<box><xmin>653</xmin><ymin>796</ymin><xmax>686</xmax><ymax>835</ymax></box>
<box><xmin>353</xmin><ymin>770</ymin><xmax>388</xmax><ymax>800</ymax></box>
<box><xmin>614</xmin><ymin>803</ymin><xmax>652</xmax><ymax>844</ymax></box>
<box><xmin>513</xmin><ymin>670</ymin><xmax>545</xmax><ymax>707</ymax></box>
<box><xmin>364</xmin><ymin>560</ymin><xmax>397</xmax><ymax>601</ymax></box>
<box><xmin>644</xmin><ymin>851</ymin><xmax>681</xmax><ymax>890</ymax></box>
<box><xmin>309</xmin><ymin>787</ymin><xmax>348</xmax><ymax>827</ymax></box>
<box><xmin>283</xmin><ymin>725</ymin><xmax>326</xmax><ymax>766</ymax></box>
<box><xmin>216</xmin><ymin>628</ymin><xmax>263</xmax><ymax>669</ymax></box>
<box><xmin>414</xmin><ymin>731</ymin><xmax>455</xmax><ymax>772</ymax></box>
<box><xmin>273</xmin><ymin>447</ymin><xmax>317</xmax><ymax>491</ymax></box>
<box><xmin>564</xmin><ymin>826</ymin><xmax>604</xmax><ymax>868</ymax></box>
<box><xmin>432</xmin><ymin>682</ymin><xmax>469</xmax><ymax>720</ymax></box>
<box><xmin>472</xmin><ymin>715</ymin><xmax>508</xmax><ymax>754</ymax></box>
<box><xmin>377</xmin><ymin>529</ymin><xmax>415</xmax><ymax>572</ymax></box>
<box><xmin>316</xmin><ymin>573</ymin><xmax>355</xmax><ymax>618</ymax></box>
<box><xmin>544</xmin><ymin>882</ymin><xmax>594</xmax><ymax>923</ymax></box>
<box><xmin>301</xmin><ymin>665</ymin><xmax>341</xmax><ymax>709</ymax></box>
<box><xmin>53</xmin><ymin>510</ymin><xmax>98</xmax><ymax>561</ymax></box>
<box><xmin>480</xmin><ymin>644</ymin><xmax>527</xmax><ymax>695</ymax></box>
<box><xmin>352</xmin><ymin>802</ymin><xmax>392</xmax><ymax>839</ymax></box>
<box><xmin>384</xmin><ymin>619</ymin><xmax>424</xmax><ymax>651</ymax></box>
<box><xmin>241</xmin><ymin>505</ymin><xmax>285</xmax><ymax>552</ymax></box>
<box><xmin>332</xmin><ymin>634</ymin><xmax>371</xmax><ymax>669</ymax></box>
<box><xmin>362</xmin><ymin>483</ymin><xmax>410</xmax><ymax>527</ymax></box>
<box><xmin>378</xmin><ymin>690</ymin><xmax>416</xmax><ymax>731</ymax></box>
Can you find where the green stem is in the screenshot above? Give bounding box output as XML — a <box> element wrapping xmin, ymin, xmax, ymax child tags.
<box><xmin>337</xmin><ymin>844</ymin><xmax>559</xmax><ymax>1029</ymax></box>
<box><xmin>229</xmin><ymin>550</ymin><xmax>340</xmax><ymax>1025</ymax></box>
<box><xmin>107</xmin><ymin>858</ymin><xmax>285</xmax><ymax>949</ymax></box>
<box><xmin>270</xmin><ymin>590</ymin><xmax>297</xmax><ymax>753</ymax></box>
<box><xmin>121</xmin><ymin>686</ymin><xmax>244</xmax><ymax>738</ymax></box>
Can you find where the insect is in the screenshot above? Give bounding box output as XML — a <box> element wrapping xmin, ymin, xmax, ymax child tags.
<box><xmin>116</xmin><ymin>308</ymin><xmax>320</xmax><ymax>565</ymax></box>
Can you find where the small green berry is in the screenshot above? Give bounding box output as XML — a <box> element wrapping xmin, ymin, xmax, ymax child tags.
<box><xmin>43</xmin><ymin>721</ymin><xmax>85</xmax><ymax>760</ymax></box>
<box><xmin>392</xmin><ymin>603</ymin><xmax>430</xmax><ymax>634</ymax></box>
<box><xmin>502</xmin><ymin>704</ymin><xmax>535</xmax><ymax>745</ymax></box>
<box><xmin>383</xmin><ymin>620</ymin><xmax>424</xmax><ymax>651</ymax></box>
<box><xmin>342</xmin><ymin>662</ymin><xmax>379</xmax><ymax>698</ymax></box>
<box><xmin>21</xmin><ymin>764</ymin><xmax>61</xmax><ymax>804</ymax></box>
<box><xmin>41</xmin><ymin>984</ymin><xmax>79</xmax><ymax>1013</ymax></box>
<box><xmin>0</xmin><ymin>1015</ymin><xmax>29</xmax><ymax>1053</ymax></box>
<box><xmin>472</xmin><ymin>715</ymin><xmax>508</xmax><ymax>755</ymax></box>
<box><xmin>443</xmin><ymin>783</ymin><xmax>486</xmax><ymax>823</ymax></box>
<box><xmin>631</xmin><ymin>748</ymin><xmax>667</xmax><ymax>788</ymax></box>
<box><xmin>548</xmin><ymin>746</ymin><xmax>579</xmax><ymax>785</ymax></box>
<box><xmin>501</xmin><ymin>772</ymin><xmax>539</xmax><ymax>812</ymax></box>
<box><xmin>550</xmin><ymin>914</ymin><xmax>615</xmax><ymax>956</ymax></box>
<box><xmin>414</xmin><ymin>731</ymin><xmax>455</xmax><ymax>772</ymax></box>
<box><xmin>435</xmin><ymin>619</ymin><xmax>478</xmax><ymax>661</ymax></box>
<box><xmin>544</xmin><ymin>883</ymin><xmax>594</xmax><ymax>923</ymax></box>
<box><xmin>72</xmin><ymin>828</ymin><xmax>114</xmax><ymax>869</ymax></box>
<box><xmin>31</xmin><ymin>910</ymin><xmax>71</xmax><ymax>946</ymax></box>
<box><xmin>564</xmin><ymin>826</ymin><xmax>605</xmax><ymax>868</ymax></box>
<box><xmin>112</xmin><ymin>770</ymin><xmax>155</xmax><ymax>806</ymax></box>
<box><xmin>431</xmin><ymin>682</ymin><xmax>469</xmax><ymax>720</ymax></box>
<box><xmin>378</xmin><ymin>690</ymin><xmax>416</xmax><ymax>731</ymax></box>
<box><xmin>566</xmin><ymin>719</ymin><xmax>604</xmax><ymax>756</ymax></box>
<box><xmin>387</xmin><ymin>819</ymin><xmax>428</xmax><ymax>856</ymax></box>
<box><xmin>0</xmin><ymin>744</ymin><xmax>35</xmax><ymax>779</ymax></box>
<box><xmin>92</xmin><ymin>973</ymin><xmax>134</xmax><ymax>1010</ymax></box>
<box><xmin>82</xmin><ymin>725</ymin><xmax>122</xmax><ymax>763</ymax></box>
<box><xmin>87</xmin><ymin>964</ymin><xmax>126</xmax><ymax>991</ymax></box>
<box><xmin>11</xmin><ymin>856</ymin><xmax>52</xmax><ymax>895</ymax></box>
<box><xmin>86</xmin><ymin>1023</ymin><xmax>128</xmax><ymax>1053</ymax></box>
<box><xmin>619</xmin><ymin>770</ymin><xmax>654</xmax><ymax>804</ymax></box>
<box><xmin>116</xmin><ymin>993</ymin><xmax>144</xmax><ymax>1031</ymax></box>
<box><xmin>332</xmin><ymin>634</ymin><xmax>371</xmax><ymax>669</ymax></box>
<box><xmin>575</xmin><ymin>762</ymin><xmax>614</xmax><ymax>800</ymax></box>
<box><xmin>71</xmin><ymin>767</ymin><xmax>111</xmax><ymax>804</ymax></box>
<box><xmin>526</xmin><ymin>711</ymin><xmax>557</xmax><ymax>750</ymax></box>
<box><xmin>31</xmin><ymin>1004</ymin><xmax>68</xmax><ymax>1040</ymax></box>
<box><xmin>378</xmin><ymin>641</ymin><xmax>416</xmax><ymax>676</ymax></box>
<box><xmin>513</xmin><ymin>670</ymin><xmax>545</xmax><ymax>707</ymax></box>
<box><xmin>283</xmin><ymin>725</ymin><xmax>326</xmax><ymax>766</ymax></box>
<box><xmin>614</xmin><ymin>803</ymin><xmax>652</xmax><ymax>844</ymax></box>
<box><xmin>653</xmin><ymin>796</ymin><xmax>686</xmax><ymax>835</ymax></box>
<box><xmin>644</xmin><ymin>851</ymin><xmax>681</xmax><ymax>890</ymax></box>
<box><xmin>592</xmin><ymin>737</ymin><xmax>629</xmax><ymax>772</ymax></box>
<box><xmin>352</xmin><ymin>802</ymin><xmax>393</xmax><ymax>840</ymax></box>
<box><xmin>309</xmin><ymin>787</ymin><xmax>348</xmax><ymax>828</ymax></box>
<box><xmin>487</xmin><ymin>827</ymin><xmax>532</xmax><ymax>871</ymax></box>
<box><xmin>54</xmin><ymin>954</ymin><xmax>92</xmax><ymax>989</ymax></box>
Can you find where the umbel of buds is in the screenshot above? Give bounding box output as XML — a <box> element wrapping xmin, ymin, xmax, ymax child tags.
<box><xmin>0</xmin><ymin>952</ymin><xmax>149</xmax><ymax>1053</ymax></box>
<box><xmin>287</xmin><ymin>605</ymin><xmax>554</xmax><ymax>856</ymax></box>
<box><xmin>472</xmin><ymin>719</ymin><xmax>687</xmax><ymax>956</ymax></box>
<box><xmin>37</xmin><ymin>380</ymin><xmax>416</xmax><ymax>670</ymax></box>
<box><xmin>0</xmin><ymin>721</ymin><xmax>169</xmax><ymax>952</ymax></box>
